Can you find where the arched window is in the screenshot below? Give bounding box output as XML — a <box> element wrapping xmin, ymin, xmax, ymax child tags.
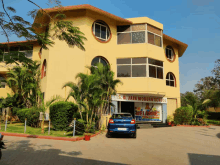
<box><xmin>91</xmin><ymin>56</ymin><xmax>108</xmax><ymax>66</ymax></box>
<box><xmin>0</xmin><ymin>75</ymin><xmax>6</xmax><ymax>88</ymax></box>
<box><xmin>92</xmin><ymin>20</ymin><xmax>111</xmax><ymax>42</ymax></box>
<box><xmin>41</xmin><ymin>60</ymin><xmax>46</xmax><ymax>78</ymax></box>
<box><xmin>165</xmin><ymin>46</ymin><xmax>175</xmax><ymax>62</ymax></box>
<box><xmin>166</xmin><ymin>72</ymin><xmax>176</xmax><ymax>87</ymax></box>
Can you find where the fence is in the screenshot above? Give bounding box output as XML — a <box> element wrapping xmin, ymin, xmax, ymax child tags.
<box><xmin>0</xmin><ymin>116</ymin><xmax>104</xmax><ymax>137</ymax></box>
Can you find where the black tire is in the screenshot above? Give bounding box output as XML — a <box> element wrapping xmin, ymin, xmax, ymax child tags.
<box><xmin>106</xmin><ymin>131</ymin><xmax>111</xmax><ymax>138</ymax></box>
<box><xmin>132</xmin><ymin>132</ymin><xmax>136</xmax><ymax>138</ymax></box>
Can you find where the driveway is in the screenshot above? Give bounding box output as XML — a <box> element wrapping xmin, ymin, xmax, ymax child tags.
<box><xmin>1</xmin><ymin>126</ymin><xmax>220</xmax><ymax>165</ymax></box>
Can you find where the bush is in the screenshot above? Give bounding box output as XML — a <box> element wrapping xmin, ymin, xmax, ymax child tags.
<box><xmin>174</xmin><ymin>105</ymin><xmax>193</xmax><ymax>125</ymax></box>
<box><xmin>49</xmin><ymin>101</ymin><xmax>78</xmax><ymax>131</ymax></box>
<box><xmin>190</xmin><ymin>118</ymin><xmax>201</xmax><ymax>126</ymax></box>
<box><xmin>66</xmin><ymin>118</ymin><xmax>86</xmax><ymax>135</ymax></box>
<box><xmin>72</xmin><ymin>111</ymin><xmax>99</xmax><ymax>123</ymax></box>
<box><xmin>16</xmin><ymin>107</ymin><xmax>40</xmax><ymax>127</ymax></box>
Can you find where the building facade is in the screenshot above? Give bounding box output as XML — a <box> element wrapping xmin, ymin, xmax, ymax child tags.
<box><xmin>0</xmin><ymin>4</ymin><xmax>187</xmax><ymax>123</ymax></box>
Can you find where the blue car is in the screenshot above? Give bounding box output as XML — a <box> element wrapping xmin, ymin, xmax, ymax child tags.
<box><xmin>107</xmin><ymin>113</ymin><xmax>136</xmax><ymax>138</ymax></box>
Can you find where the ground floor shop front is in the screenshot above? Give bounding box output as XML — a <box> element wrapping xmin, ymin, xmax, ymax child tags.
<box><xmin>111</xmin><ymin>94</ymin><xmax>168</xmax><ymax>123</ymax></box>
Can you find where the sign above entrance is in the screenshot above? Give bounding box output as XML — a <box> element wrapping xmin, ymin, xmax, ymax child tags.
<box><xmin>112</xmin><ymin>94</ymin><xmax>167</xmax><ymax>103</ymax></box>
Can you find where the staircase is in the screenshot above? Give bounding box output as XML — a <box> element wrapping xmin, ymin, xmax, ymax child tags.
<box><xmin>136</xmin><ymin>121</ymin><xmax>171</xmax><ymax>129</ymax></box>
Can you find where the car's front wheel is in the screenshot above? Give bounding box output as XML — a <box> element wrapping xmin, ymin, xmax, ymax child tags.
<box><xmin>132</xmin><ymin>132</ymin><xmax>136</xmax><ymax>138</ymax></box>
<box><xmin>106</xmin><ymin>131</ymin><xmax>111</xmax><ymax>138</ymax></box>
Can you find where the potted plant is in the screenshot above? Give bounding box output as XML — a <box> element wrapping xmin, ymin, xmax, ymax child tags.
<box><xmin>84</xmin><ymin>123</ymin><xmax>93</xmax><ymax>141</ymax></box>
<box><xmin>167</xmin><ymin>115</ymin><xmax>173</xmax><ymax>125</ymax></box>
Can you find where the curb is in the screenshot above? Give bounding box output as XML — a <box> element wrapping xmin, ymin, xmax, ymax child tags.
<box><xmin>176</xmin><ymin>125</ymin><xmax>210</xmax><ymax>128</ymax></box>
<box><xmin>0</xmin><ymin>130</ymin><xmax>102</xmax><ymax>142</ymax></box>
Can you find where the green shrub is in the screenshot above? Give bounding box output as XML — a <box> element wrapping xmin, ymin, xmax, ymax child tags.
<box><xmin>207</xmin><ymin>119</ymin><xmax>220</xmax><ymax>125</ymax></box>
<box><xmin>16</xmin><ymin>107</ymin><xmax>40</xmax><ymax>127</ymax></box>
<box><xmin>49</xmin><ymin>101</ymin><xmax>78</xmax><ymax>131</ymax></box>
<box><xmin>190</xmin><ymin>118</ymin><xmax>201</xmax><ymax>126</ymax></box>
<box><xmin>73</xmin><ymin>111</ymin><xmax>99</xmax><ymax>123</ymax></box>
<box><xmin>66</xmin><ymin>118</ymin><xmax>86</xmax><ymax>135</ymax></box>
<box><xmin>174</xmin><ymin>105</ymin><xmax>193</xmax><ymax>125</ymax></box>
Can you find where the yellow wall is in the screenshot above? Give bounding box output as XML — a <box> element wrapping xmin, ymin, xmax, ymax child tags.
<box><xmin>0</xmin><ymin>9</ymin><xmax>185</xmax><ymax>119</ymax></box>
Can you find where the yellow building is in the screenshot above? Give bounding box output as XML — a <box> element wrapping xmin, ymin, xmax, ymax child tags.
<box><xmin>0</xmin><ymin>4</ymin><xmax>187</xmax><ymax>124</ymax></box>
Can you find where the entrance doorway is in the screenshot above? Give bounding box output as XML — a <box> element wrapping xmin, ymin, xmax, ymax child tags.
<box><xmin>121</xmin><ymin>101</ymin><xmax>134</xmax><ymax>117</ymax></box>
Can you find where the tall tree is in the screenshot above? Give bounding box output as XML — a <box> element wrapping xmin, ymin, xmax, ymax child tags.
<box><xmin>0</xmin><ymin>0</ymin><xmax>87</xmax><ymax>65</ymax></box>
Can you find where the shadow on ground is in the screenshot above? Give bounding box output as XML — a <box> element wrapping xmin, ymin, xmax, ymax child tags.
<box><xmin>188</xmin><ymin>153</ymin><xmax>220</xmax><ymax>165</ymax></box>
<box><xmin>0</xmin><ymin>139</ymin><xmax>127</xmax><ymax>165</ymax></box>
<box><xmin>216</xmin><ymin>133</ymin><xmax>220</xmax><ymax>138</ymax></box>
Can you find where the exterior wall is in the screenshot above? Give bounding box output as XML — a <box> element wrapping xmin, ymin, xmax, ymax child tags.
<box><xmin>0</xmin><ymin>43</ymin><xmax>41</xmax><ymax>99</ymax></box>
<box><xmin>42</xmin><ymin>10</ymin><xmax>87</xmax><ymax>102</ymax></box>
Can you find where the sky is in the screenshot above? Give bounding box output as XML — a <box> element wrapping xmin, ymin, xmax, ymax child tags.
<box><xmin>1</xmin><ymin>0</ymin><xmax>220</xmax><ymax>94</ymax></box>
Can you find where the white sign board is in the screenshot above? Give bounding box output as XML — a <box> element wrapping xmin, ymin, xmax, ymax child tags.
<box><xmin>112</xmin><ymin>94</ymin><xmax>167</xmax><ymax>103</ymax></box>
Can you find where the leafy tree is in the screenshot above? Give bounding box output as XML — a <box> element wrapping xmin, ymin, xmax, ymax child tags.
<box><xmin>0</xmin><ymin>0</ymin><xmax>87</xmax><ymax>65</ymax></box>
<box><xmin>0</xmin><ymin>61</ymin><xmax>42</xmax><ymax>108</ymax></box>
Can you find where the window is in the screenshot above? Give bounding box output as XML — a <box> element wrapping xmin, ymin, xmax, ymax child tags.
<box><xmin>0</xmin><ymin>76</ymin><xmax>6</xmax><ymax>88</ymax></box>
<box><xmin>117</xmin><ymin>24</ymin><xmax>146</xmax><ymax>44</ymax></box>
<box><xmin>92</xmin><ymin>21</ymin><xmax>110</xmax><ymax>42</ymax></box>
<box><xmin>117</xmin><ymin>57</ymin><xmax>147</xmax><ymax>77</ymax></box>
<box><xmin>148</xmin><ymin>58</ymin><xmax>163</xmax><ymax>79</ymax></box>
<box><xmin>91</xmin><ymin>57</ymin><xmax>108</xmax><ymax>66</ymax></box>
<box><xmin>166</xmin><ymin>72</ymin><xmax>175</xmax><ymax>87</ymax></box>
<box><xmin>165</xmin><ymin>46</ymin><xmax>175</xmax><ymax>61</ymax></box>
<box><xmin>41</xmin><ymin>60</ymin><xmax>46</xmax><ymax>78</ymax></box>
<box><xmin>0</xmin><ymin>46</ymin><xmax>33</xmax><ymax>61</ymax></box>
<box><xmin>117</xmin><ymin>24</ymin><xmax>162</xmax><ymax>47</ymax></box>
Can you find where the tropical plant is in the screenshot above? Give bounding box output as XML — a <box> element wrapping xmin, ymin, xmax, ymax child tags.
<box><xmin>63</xmin><ymin>63</ymin><xmax>122</xmax><ymax>130</ymax></box>
<box><xmin>167</xmin><ymin>115</ymin><xmax>174</xmax><ymax>123</ymax></box>
<box><xmin>173</xmin><ymin>105</ymin><xmax>193</xmax><ymax>125</ymax></box>
<box><xmin>0</xmin><ymin>0</ymin><xmax>87</xmax><ymax>65</ymax></box>
<box><xmin>0</xmin><ymin>61</ymin><xmax>42</xmax><ymax>108</ymax></box>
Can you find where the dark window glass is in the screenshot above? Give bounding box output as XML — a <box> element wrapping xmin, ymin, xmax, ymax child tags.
<box><xmin>132</xmin><ymin>65</ymin><xmax>146</xmax><ymax>77</ymax></box>
<box><xmin>117</xmin><ymin>33</ymin><xmax>131</xmax><ymax>44</ymax></box>
<box><xmin>117</xmin><ymin>65</ymin><xmax>131</xmax><ymax>77</ymax></box>
<box><xmin>91</xmin><ymin>57</ymin><xmax>99</xmax><ymax>66</ymax></box>
<box><xmin>96</xmin><ymin>21</ymin><xmax>105</xmax><ymax>26</ymax></box>
<box><xmin>149</xmin><ymin>66</ymin><xmax>156</xmax><ymax>78</ymax></box>
<box><xmin>157</xmin><ymin>67</ymin><xmax>163</xmax><ymax>79</ymax></box>
<box><xmin>166</xmin><ymin>73</ymin><xmax>169</xmax><ymax>79</ymax></box>
<box><xmin>148</xmin><ymin>58</ymin><xmax>163</xmax><ymax>67</ymax></box>
<box><xmin>117</xmin><ymin>25</ymin><xmax>131</xmax><ymax>32</ymax></box>
<box><xmin>100</xmin><ymin>58</ymin><xmax>107</xmax><ymax>66</ymax></box>
<box><xmin>117</xmin><ymin>58</ymin><xmax>131</xmax><ymax>64</ymax></box>
<box><xmin>132</xmin><ymin>32</ymin><xmax>145</xmax><ymax>43</ymax></box>
<box><xmin>95</xmin><ymin>24</ymin><xmax>101</xmax><ymax>38</ymax></box>
<box><xmin>132</xmin><ymin>58</ymin><xmax>146</xmax><ymax>64</ymax></box>
<box><xmin>166</xmin><ymin>80</ymin><xmax>170</xmax><ymax>86</ymax></box>
<box><xmin>101</xmin><ymin>26</ymin><xmax>106</xmax><ymax>39</ymax></box>
<box><xmin>0</xmin><ymin>76</ymin><xmax>5</xmax><ymax>88</ymax></box>
<box><xmin>10</xmin><ymin>47</ymin><xmax>19</xmax><ymax>51</ymax></box>
<box><xmin>107</xmin><ymin>29</ymin><xmax>110</xmax><ymax>39</ymax></box>
<box><xmin>170</xmin><ymin>74</ymin><xmax>174</xmax><ymax>80</ymax></box>
<box><xmin>170</xmin><ymin>81</ymin><xmax>175</xmax><ymax>87</ymax></box>
<box><xmin>148</xmin><ymin>32</ymin><xmax>154</xmax><ymax>45</ymax></box>
<box><xmin>155</xmin><ymin>35</ymin><xmax>161</xmax><ymax>47</ymax></box>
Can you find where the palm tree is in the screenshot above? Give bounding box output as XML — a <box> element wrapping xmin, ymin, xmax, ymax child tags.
<box><xmin>62</xmin><ymin>82</ymin><xmax>86</xmax><ymax>119</ymax></box>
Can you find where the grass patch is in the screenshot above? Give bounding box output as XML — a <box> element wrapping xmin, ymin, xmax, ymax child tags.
<box><xmin>0</xmin><ymin>122</ymin><xmax>85</xmax><ymax>138</ymax></box>
<box><xmin>207</xmin><ymin>119</ymin><xmax>220</xmax><ymax>125</ymax></box>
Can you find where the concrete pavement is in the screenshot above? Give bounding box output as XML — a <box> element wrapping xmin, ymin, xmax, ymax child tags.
<box><xmin>1</xmin><ymin>126</ymin><xmax>220</xmax><ymax>165</ymax></box>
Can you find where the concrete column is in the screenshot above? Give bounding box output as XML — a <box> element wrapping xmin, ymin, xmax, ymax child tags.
<box><xmin>162</xmin><ymin>104</ymin><xmax>167</xmax><ymax>123</ymax></box>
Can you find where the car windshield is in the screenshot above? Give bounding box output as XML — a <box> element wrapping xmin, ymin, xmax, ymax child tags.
<box><xmin>112</xmin><ymin>114</ymin><xmax>132</xmax><ymax>118</ymax></box>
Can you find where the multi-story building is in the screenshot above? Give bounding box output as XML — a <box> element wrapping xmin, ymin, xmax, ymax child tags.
<box><xmin>0</xmin><ymin>4</ymin><xmax>187</xmax><ymax>124</ymax></box>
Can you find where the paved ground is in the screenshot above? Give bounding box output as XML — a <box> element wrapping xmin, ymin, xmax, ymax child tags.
<box><xmin>1</xmin><ymin>126</ymin><xmax>220</xmax><ymax>165</ymax></box>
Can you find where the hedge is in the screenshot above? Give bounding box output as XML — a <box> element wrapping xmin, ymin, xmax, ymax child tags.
<box><xmin>174</xmin><ymin>105</ymin><xmax>193</xmax><ymax>125</ymax></box>
<box><xmin>16</xmin><ymin>107</ymin><xmax>41</xmax><ymax>127</ymax></box>
<box><xmin>49</xmin><ymin>101</ymin><xmax>78</xmax><ymax>131</ymax></box>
